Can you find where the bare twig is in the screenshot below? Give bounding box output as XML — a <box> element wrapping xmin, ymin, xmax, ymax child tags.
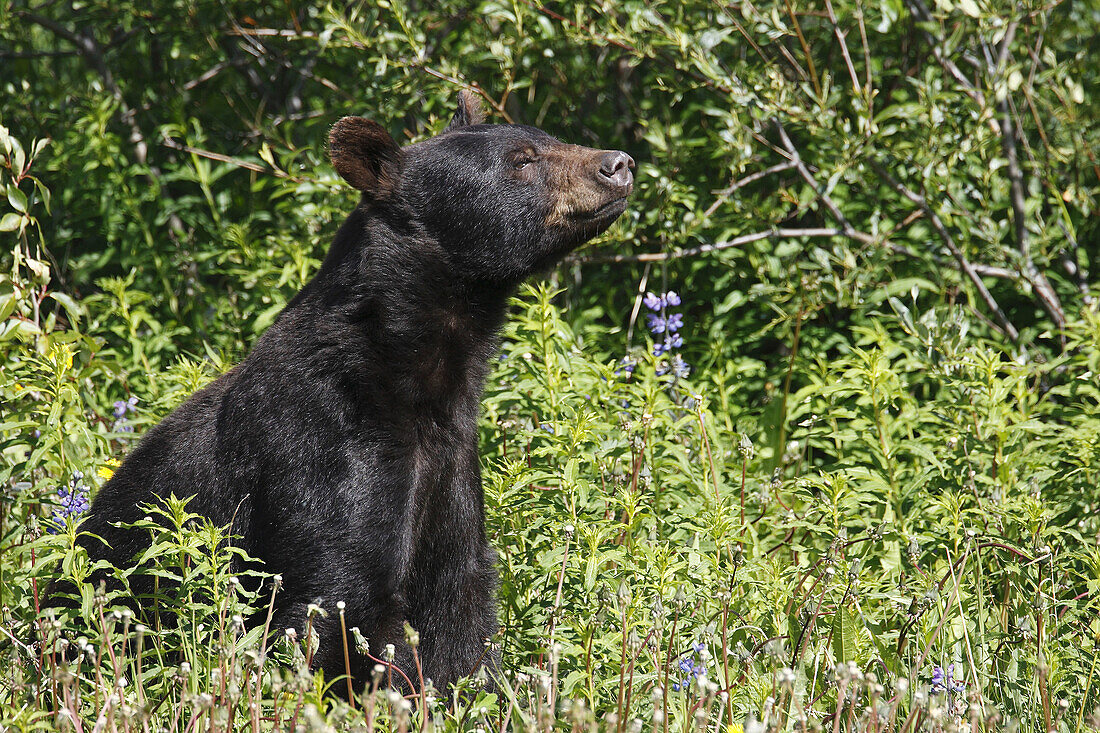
<box><xmin>160</xmin><ymin>137</ymin><xmax>307</xmax><ymax>182</ymax></box>
<box><xmin>416</xmin><ymin>67</ymin><xmax>515</xmax><ymax>123</ymax></box>
<box><xmin>823</xmin><ymin>0</ymin><xmax>863</xmax><ymax>102</ymax></box>
<box><xmin>572</xmin><ymin>227</ymin><xmax>1019</xmax><ymax>283</ymax></box>
<box><xmin>774</xmin><ymin>120</ymin><xmax>857</xmax><ymax>237</ymax></box>
<box><xmin>0</xmin><ymin>48</ymin><xmax>78</xmax><ymax>58</ymax></box>
<box><xmin>1057</xmin><ymin>222</ymin><xmax>1093</xmax><ymax>307</ymax></box>
<box><xmin>703</xmin><ymin>160</ymin><xmax>798</xmax><ymax>219</ymax></box>
<box><xmin>182</xmin><ymin>61</ymin><xmax>230</xmax><ymax>91</ymax></box>
<box><xmin>225</xmin><ymin>27</ymin><xmax>321</xmax><ymax>38</ymax></box>
<box><xmin>855</xmin><ymin>0</ymin><xmax>874</xmax><ymax>106</ymax></box>
<box><xmin>906</xmin><ymin>3</ymin><xmax>1070</xmax><ymax>330</ymax></box>
<box><xmin>904</xmin><ymin>0</ymin><xmax>1001</xmax><ymax>134</ymax></box>
<box><xmin>783</xmin><ymin>0</ymin><xmax>822</xmax><ymax>96</ymax></box>
<box><xmin>992</xmin><ymin>22</ymin><xmax>1066</xmax><ymax>330</ymax></box>
<box><xmin>572</xmin><ymin>228</ymin><xmax>848</xmax><ymax>264</ymax></box>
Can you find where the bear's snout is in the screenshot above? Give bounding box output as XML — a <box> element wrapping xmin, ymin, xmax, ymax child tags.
<box><xmin>598</xmin><ymin>151</ymin><xmax>635</xmax><ymax>191</ymax></box>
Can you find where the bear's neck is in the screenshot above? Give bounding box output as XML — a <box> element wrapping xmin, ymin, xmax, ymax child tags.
<box><xmin>295</xmin><ymin>206</ymin><xmax>513</xmax><ymax>415</ymax></box>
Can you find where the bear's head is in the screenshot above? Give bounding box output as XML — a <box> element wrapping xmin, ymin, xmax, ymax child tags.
<box><xmin>329</xmin><ymin>90</ymin><xmax>634</xmax><ymax>285</ymax></box>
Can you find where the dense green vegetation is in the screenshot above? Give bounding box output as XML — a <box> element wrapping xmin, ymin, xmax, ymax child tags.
<box><xmin>2</xmin><ymin>1</ymin><xmax>1098</xmax><ymax>731</ymax></box>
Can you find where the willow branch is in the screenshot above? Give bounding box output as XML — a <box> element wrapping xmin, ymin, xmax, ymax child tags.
<box><xmin>20</xmin><ymin>12</ymin><xmax>150</xmax><ymax>165</ymax></box>
<box><xmin>570</xmin><ymin>226</ymin><xmax>1019</xmax><ymax>278</ymax></box>
<box><xmin>994</xmin><ymin>23</ymin><xmax>1066</xmax><ymax>329</ymax></box>
<box><xmin>572</xmin><ymin>228</ymin><xmax>849</xmax><ymax>264</ymax></box>
<box><xmin>703</xmin><ymin>161</ymin><xmax>798</xmax><ymax>219</ymax></box>
<box><xmin>774</xmin><ymin>121</ymin><xmax>856</xmax><ymax>237</ymax></box>
<box><xmin>905</xmin><ymin>0</ymin><xmax>1000</xmax><ymax>134</ymax></box>
<box><xmin>871</xmin><ymin>162</ymin><xmax>1020</xmax><ymax>341</ymax></box>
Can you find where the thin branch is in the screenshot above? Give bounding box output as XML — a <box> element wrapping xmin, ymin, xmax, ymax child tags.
<box><xmin>0</xmin><ymin>48</ymin><xmax>78</xmax><ymax>58</ymax></box>
<box><xmin>774</xmin><ymin>121</ymin><xmax>856</xmax><ymax>237</ymax></box>
<box><xmin>783</xmin><ymin>0</ymin><xmax>822</xmax><ymax>97</ymax></box>
<box><xmin>182</xmin><ymin>61</ymin><xmax>230</xmax><ymax>91</ymax></box>
<box><xmin>20</xmin><ymin>12</ymin><xmax>151</xmax><ymax>164</ymax></box>
<box><xmin>908</xmin><ymin>3</ymin><xmax>1068</xmax><ymax>330</ymax></box>
<box><xmin>520</xmin><ymin>0</ymin><xmax>787</xmax><ymax>158</ymax></box>
<box><xmin>823</xmin><ymin>0</ymin><xmax>863</xmax><ymax>102</ymax></box>
<box><xmin>905</xmin><ymin>0</ymin><xmax>1000</xmax><ymax>134</ymax></box>
<box><xmin>160</xmin><ymin>137</ymin><xmax>306</xmax><ymax>182</ymax></box>
<box><xmin>224</xmin><ymin>27</ymin><xmax>321</xmax><ymax>38</ymax></box>
<box><xmin>1019</xmin><ymin>36</ymin><xmax>1089</xmax><ymax>295</ymax></box>
<box><xmin>703</xmin><ymin>160</ymin><xmax>798</xmax><ymax>219</ymax></box>
<box><xmin>416</xmin><ymin>66</ymin><xmax>515</xmax><ymax>124</ymax></box>
<box><xmin>572</xmin><ymin>228</ymin><xmax>849</xmax><ymax>264</ymax></box>
<box><xmin>993</xmin><ymin>23</ymin><xmax>1066</xmax><ymax>329</ymax></box>
<box><xmin>1057</xmin><ymin>221</ymin><xmax>1093</xmax><ymax>307</ymax></box>
<box><xmin>223</xmin><ymin>13</ymin><xmax>352</xmax><ymax>104</ymax></box>
<box><xmin>571</xmin><ymin>224</ymin><xmax>1020</xmax><ymax>280</ymax></box>
<box><xmin>871</xmin><ymin>161</ymin><xmax>1020</xmax><ymax>341</ymax></box>
<box><xmin>855</xmin><ymin>0</ymin><xmax>874</xmax><ymax>106</ymax></box>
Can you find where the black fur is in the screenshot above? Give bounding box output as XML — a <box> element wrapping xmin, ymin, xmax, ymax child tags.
<box><xmin>74</xmin><ymin>94</ymin><xmax>634</xmax><ymax>693</ymax></box>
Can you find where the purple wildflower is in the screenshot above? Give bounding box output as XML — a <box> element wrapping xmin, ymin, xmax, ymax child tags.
<box><xmin>931</xmin><ymin>664</ymin><xmax>965</xmax><ymax>695</ymax></box>
<box><xmin>638</xmin><ymin>290</ymin><xmax>690</xmax><ymax>374</ymax></box>
<box><xmin>670</xmin><ymin>642</ymin><xmax>708</xmax><ymax>693</ymax></box>
<box><xmin>112</xmin><ymin>396</ymin><xmax>139</xmax><ymax>433</ymax></box>
<box><xmin>656</xmin><ymin>354</ymin><xmax>691</xmax><ymax>379</ymax></box>
<box><xmin>653</xmin><ymin>334</ymin><xmax>683</xmax><ymax>357</ymax></box>
<box><xmin>48</xmin><ymin>472</ymin><xmax>90</xmax><ymax>533</ymax></box>
<box><xmin>615</xmin><ymin>355</ymin><xmax>637</xmax><ymax>378</ymax></box>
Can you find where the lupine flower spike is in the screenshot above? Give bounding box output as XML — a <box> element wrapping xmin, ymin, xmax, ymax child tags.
<box><xmin>670</xmin><ymin>641</ymin><xmax>708</xmax><ymax>692</ymax></box>
<box><xmin>643</xmin><ymin>290</ymin><xmax>689</xmax><ymax>376</ymax></box>
<box><xmin>49</xmin><ymin>472</ymin><xmax>90</xmax><ymax>533</ymax></box>
<box><xmin>112</xmin><ymin>396</ymin><xmax>139</xmax><ymax>433</ymax></box>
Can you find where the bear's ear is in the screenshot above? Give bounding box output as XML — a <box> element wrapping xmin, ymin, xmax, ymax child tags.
<box><xmin>329</xmin><ymin>117</ymin><xmax>401</xmax><ymax>195</ymax></box>
<box><xmin>445</xmin><ymin>89</ymin><xmax>486</xmax><ymax>132</ymax></box>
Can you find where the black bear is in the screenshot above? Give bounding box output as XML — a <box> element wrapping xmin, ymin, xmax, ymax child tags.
<box><xmin>73</xmin><ymin>90</ymin><xmax>633</xmax><ymax>692</ymax></box>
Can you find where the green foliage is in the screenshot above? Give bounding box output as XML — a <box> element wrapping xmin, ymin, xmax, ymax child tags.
<box><xmin>2</xmin><ymin>1</ymin><xmax>1099</xmax><ymax>731</ymax></box>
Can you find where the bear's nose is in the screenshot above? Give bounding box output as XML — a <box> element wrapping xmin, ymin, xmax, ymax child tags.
<box><xmin>599</xmin><ymin>151</ymin><xmax>635</xmax><ymax>189</ymax></box>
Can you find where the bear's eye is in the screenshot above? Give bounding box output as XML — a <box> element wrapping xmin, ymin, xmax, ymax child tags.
<box><xmin>511</xmin><ymin>153</ymin><xmax>537</xmax><ymax>170</ymax></box>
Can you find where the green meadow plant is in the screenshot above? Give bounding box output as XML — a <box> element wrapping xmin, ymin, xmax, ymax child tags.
<box><xmin>5</xmin><ymin>270</ymin><xmax>1099</xmax><ymax>732</ymax></box>
<box><xmin>3</xmin><ymin>0</ymin><xmax>1100</xmax><ymax>729</ymax></box>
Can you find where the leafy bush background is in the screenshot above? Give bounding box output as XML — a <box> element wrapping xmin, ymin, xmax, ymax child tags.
<box><xmin>1</xmin><ymin>1</ymin><xmax>1098</xmax><ymax>731</ymax></box>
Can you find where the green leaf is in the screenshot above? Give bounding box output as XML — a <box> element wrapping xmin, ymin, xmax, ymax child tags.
<box><xmin>10</xmin><ymin>137</ymin><xmax>26</xmax><ymax>176</ymax></box>
<box><xmin>584</xmin><ymin>552</ymin><xmax>598</xmax><ymax>591</ymax></box>
<box><xmin>957</xmin><ymin>0</ymin><xmax>980</xmax><ymax>17</ymax></box>
<box><xmin>0</xmin><ymin>289</ymin><xmax>16</xmax><ymax>322</ymax></box>
<box><xmin>832</xmin><ymin>605</ymin><xmax>860</xmax><ymax>663</ymax></box>
<box><xmin>0</xmin><ymin>212</ymin><xmax>22</xmax><ymax>231</ymax></box>
<box><xmin>48</xmin><ymin>291</ymin><xmax>83</xmax><ymax>325</ymax></box>
<box><xmin>6</xmin><ymin>184</ymin><xmax>27</xmax><ymax>213</ymax></box>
